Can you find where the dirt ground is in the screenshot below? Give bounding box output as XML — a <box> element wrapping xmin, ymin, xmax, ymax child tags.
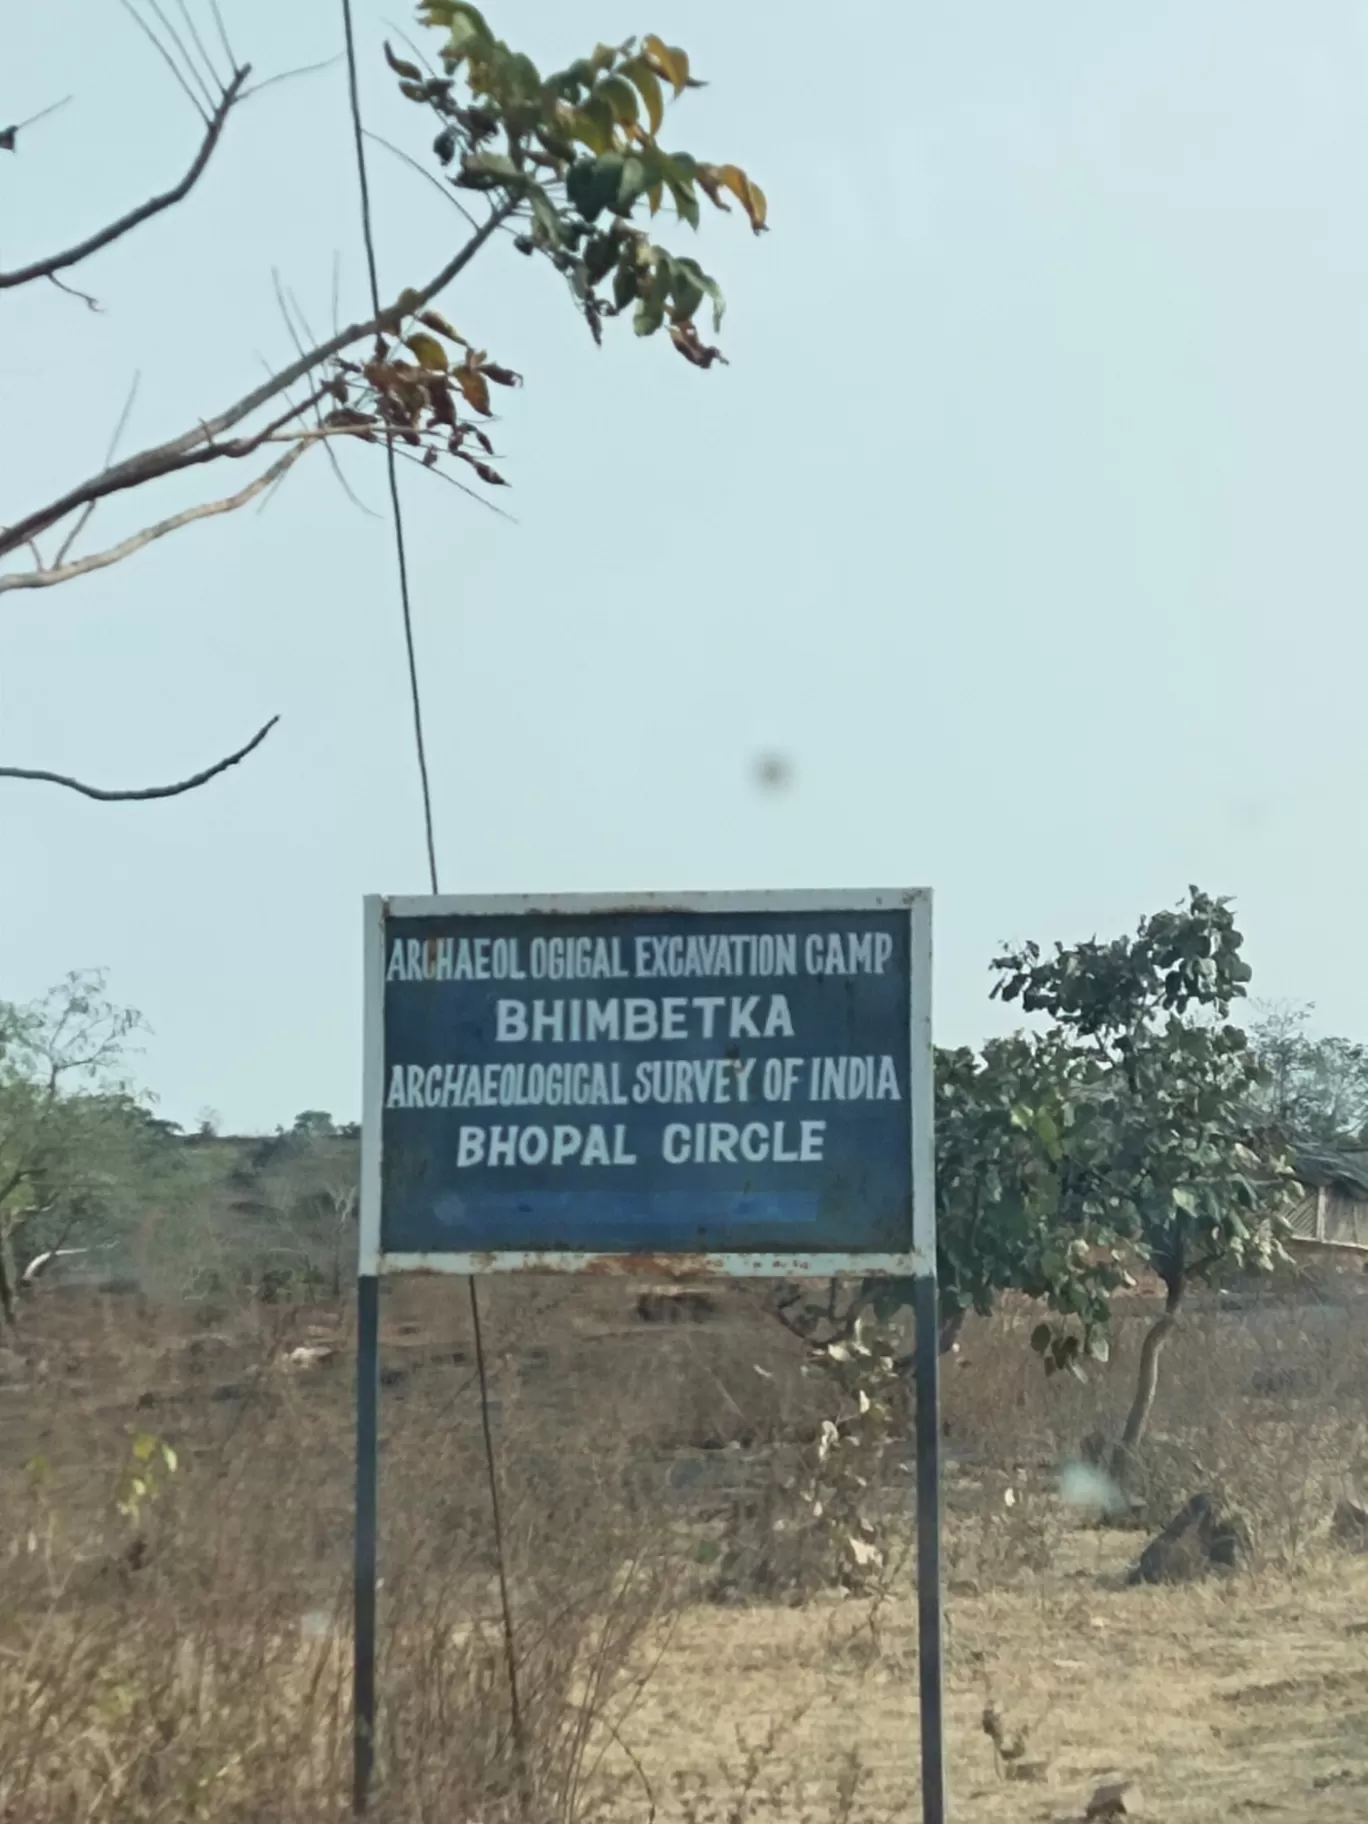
<box><xmin>5</xmin><ymin>1276</ymin><xmax>1368</xmax><ymax>1821</ymax></box>
<box><xmin>621</xmin><ymin>1531</ymin><xmax>1368</xmax><ymax>1822</ymax></box>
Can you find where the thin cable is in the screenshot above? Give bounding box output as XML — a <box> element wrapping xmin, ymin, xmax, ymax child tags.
<box><xmin>338</xmin><ymin>0</ymin><xmax>528</xmax><ymax>1795</ymax></box>
<box><xmin>340</xmin><ymin>0</ymin><xmax>439</xmax><ymax>896</ymax></box>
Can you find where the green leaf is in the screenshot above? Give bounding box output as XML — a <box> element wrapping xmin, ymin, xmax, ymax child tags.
<box><xmin>612</xmin><ymin>256</ymin><xmax>642</xmax><ymax>311</ymax></box>
<box><xmin>529</xmin><ymin>189</ymin><xmax>563</xmax><ymax>247</ymax></box>
<box><xmin>633</xmin><ymin>256</ymin><xmax>672</xmax><ymax>335</ymax></box>
<box><xmin>502</xmin><ymin>50</ymin><xmax>541</xmax><ymax>99</ymax></box>
<box><xmin>620</xmin><ymin>57</ymin><xmax>664</xmax><ymax>135</ymax></box>
<box><xmin>597</xmin><ymin>74</ymin><xmax>639</xmax><ymax>127</ymax></box>
<box><xmin>668</xmin><ymin>177</ymin><xmax>700</xmax><ymax>230</ymax></box>
<box><xmin>569</xmin><ymin>95</ymin><xmax>616</xmax><ymax>154</ymax></box>
<box><xmin>1030</xmin><ymin>1322</ymin><xmax>1052</xmax><ymax>1354</ymax></box>
<box><xmin>583</xmin><ymin>233</ymin><xmax>618</xmax><ymax>284</ymax></box>
<box><xmin>566</xmin><ymin>154</ymin><xmax>625</xmax><ymax>223</ymax></box>
<box><xmin>616</xmin><ymin>155</ymin><xmax>651</xmax><ymax>212</ymax></box>
<box><xmin>669</xmin><ymin>260</ymin><xmax>705</xmax><ymax>322</ymax></box>
<box><xmin>405</xmin><ymin>332</ymin><xmax>449</xmax><ymax>372</ymax></box>
<box><xmin>1033</xmin><ymin>1108</ymin><xmax>1061</xmax><ymax>1159</ymax></box>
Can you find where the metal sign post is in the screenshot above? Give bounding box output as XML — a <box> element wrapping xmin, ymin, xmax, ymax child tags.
<box><xmin>354</xmin><ymin>890</ymin><xmax>941</xmax><ymax>1817</ymax></box>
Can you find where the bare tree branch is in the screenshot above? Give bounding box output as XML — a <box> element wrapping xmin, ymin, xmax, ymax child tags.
<box><xmin>0</xmin><ymin>716</ymin><xmax>280</xmax><ymax>801</ymax></box>
<box><xmin>240</xmin><ymin>57</ymin><xmax>344</xmax><ymax>104</ymax></box>
<box><xmin>0</xmin><ymin>96</ymin><xmax>73</xmax><ymax>151</ymax></box>
<box><xmin>0</xmin><ymin>63</ymin><xmax>249</xmax><ymax>291</ymax></box>
<box><xmin>0</xmin><ymin>200</ymin><xmax>516</xmax><ymax>559</ymax></box>
<box><xmin>47</xmin><ymin>272</ymin><xmax>103</xmax><ymax>310</ymax></box>
<box><xmin>0</xmin><ymin>446</ymin><xmax>308</xmax><ymax>594</ymax></box>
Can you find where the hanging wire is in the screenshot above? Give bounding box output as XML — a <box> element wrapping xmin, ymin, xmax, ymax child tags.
<box><xmin>338</xmin><ymin>0</ymin><xmax>528</xmax><ymax>1792</ymax></box>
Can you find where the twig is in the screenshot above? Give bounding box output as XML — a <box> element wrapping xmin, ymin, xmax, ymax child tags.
<box><xmin>271</xmin><ymin>268</ymin><xmax>312</xmax><ymax>366</ymax></box>
<box><xmin>0</xmin><ymin>200</ymin><xmax>514</xmax><ymax>556</ymax></box>
<box><xmin>363</xmin><ymin>127</ymin><xmax>482</xmax><ymax>232</ymax></box>
<box><xmin>266</xmin><ymin>280</ymin><xmax>378</xmax><ymax>517</ymax></box>
<box><xmin>0</xmin><ymin>446</ymin><xmax>308</xmax><ymax>593</ymax></box>
<box><xmin>53</xmin><ymin>373</ymin><xmax>143</xmax><ymax>568</ymax></box>
<box><xmin>240</xmin><ymin>57</ymin><xmax>344</xmax><ymax>104</ymax></box>
<box><xmin>389</xmin><ymin>444</ymin><xmax>519</xmax><ymax>522</ymax></box>
<box><xmin>174</xmin><ymin>0</ymin><xmax>225</xmax><ymax>90</ymax></box>
<box><xmin>322</xmin><ymin>434</ymin><xmax>382</xmax><ymax>518</ymax></box>
<box><xmin>0</xmin><ymin>717</ymin><xmax>279</xmax><ymax>801</ymax></box>
<box><xmin>207</xmin><ymin>0</ymin><xmax>237</xmax><ymax>73</ymax></box>
<box><xmin>47</xmin><ymin>273</ymin><xmax>102</xmax><ymax>310</ymax></box>
<box><xmin>117</xmin><ymin>0</ymin><xmax>210</xmax><ymax>122</ymax></box>
<box><xmin>146</xmin><ymin>0</ymin><xmax>218</xmax><ymax>113</ymax></box>
<box><xmin>0</xmin><ymin>96</ymin><xmax>73</xmax><ymax>151</ymax></box>
<box><xmin>0</xmin><ymin>63</ymin><xmax>249</xmax><ymax>289</ymax></box>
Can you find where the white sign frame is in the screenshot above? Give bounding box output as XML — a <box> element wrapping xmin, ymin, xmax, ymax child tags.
<box><xmin>360</xmin><ymin>889</ymin><xmax>934</xmax><ymax>1281</ymax></box>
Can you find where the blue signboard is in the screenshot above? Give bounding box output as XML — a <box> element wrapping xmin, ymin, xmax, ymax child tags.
<box><xmin>360</xmin><ymin>891</ymin><xmax>933</xmax><ymax>1274</ymax></box>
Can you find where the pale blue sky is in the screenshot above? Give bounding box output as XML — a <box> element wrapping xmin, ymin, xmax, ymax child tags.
<box><xmin>3</xmin><ymin>1</ymin><xmax>1366</xmax><ymax>1131</ymax></box>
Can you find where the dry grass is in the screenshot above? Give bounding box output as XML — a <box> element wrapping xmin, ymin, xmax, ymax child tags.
<box><xmin>3</xmin><ymin>1267</ymin><xmax>1368</xmax><ymax>1820</ymax></box>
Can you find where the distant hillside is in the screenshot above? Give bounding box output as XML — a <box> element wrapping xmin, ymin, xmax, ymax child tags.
<box><xmin>46</xmin><ymin>1123</ymin><xmax>361</xmax><ymax>1305</ymax></box>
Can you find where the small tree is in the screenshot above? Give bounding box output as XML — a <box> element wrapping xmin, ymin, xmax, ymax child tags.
<box><xmin>774</xmin><ymin>888</ymin><xmax>1294</xmax><ymax>1558</ymax></box>
<box><xmin>987</xmin><ymin>887</ymin><xmax>1291</xmax><ymax>1466</ymax></box>
<box><xmin>1</xmin><ymin>3</ymin><xmax>765</xmax><ymax>799</ymax></box>
<box><xmin>0</xmin><ymin>972</ymin><xmax>157</xmax><ymax>1324</ymax></box>
<box><xmin>291</xmin><ymin>1110</ymin><xmax>337</xmax><ymax>1141</ymax></box>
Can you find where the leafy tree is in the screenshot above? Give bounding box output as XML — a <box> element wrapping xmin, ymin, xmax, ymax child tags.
<box><xmin>0</xmin><ymin>973</ymin><xmax>169</xmax><ymax>1323</ymax></box>
<box><xmin>780</xmin><ymin>889</ymin><xmax>1292</xmax><ymax>1498</ymax></box>
<box><xmin>985</xmin><ymin>887</ymin><xmax>1291</xmax><ymax>1467</ymax></box>
<box><xmin>1</xmin><ymin>3</ymin><xmax>764</xmax><ymax>800</ymax></box>
<box><xmin>291</xmin><ymin>1110</ymin><xmax>337</xmax><ymax>1140</ymax></box>
<box><xmin>1245</xmin><ymin>1002</ymin><xmax>1368</xmax><ymax>1146</ymax></box>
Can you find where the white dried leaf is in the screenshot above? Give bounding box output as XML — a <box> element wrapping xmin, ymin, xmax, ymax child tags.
<box><xmin>848</xmin><ymin>1535</ymin><xmax>884</xmax><ymax>1567</ymax></box>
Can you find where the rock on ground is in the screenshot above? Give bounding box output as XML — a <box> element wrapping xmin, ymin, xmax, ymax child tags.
<box><xmin>1127</xmin><ymin>1491</ymin><xmax>1249</xmax><ymax>1585</ymax></box>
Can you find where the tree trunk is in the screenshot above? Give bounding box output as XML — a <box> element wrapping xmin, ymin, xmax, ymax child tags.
<box><xmin>1112</xmin><ymin>1274</ymin><xmax>1184</xmax><ymax>1489</ymax></box>
<box><xmin>0</xmin><ymin>1228</ymin><xmax>17</xmax><ymax>1331</ymax></box>
<box><xmin>939</xmin><ymin>1305</ymin><xmax>968</xmax><ymax>1355</ymax></box>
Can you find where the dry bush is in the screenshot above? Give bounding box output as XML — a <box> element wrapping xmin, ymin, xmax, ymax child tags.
<box><xmin>941</xmin><ymin>1275</ymin><xmax>1368</xmax><ymax>1572</ymax></box>
<box><xmin>1124</xmin><ymin>1299</ymin><xmax>1368</xmax><ymax>1567</ymax></box>
<box><xmin>0</xmin><ymin>1284</ymin><xmax>690</xmax><ymax>1824</ymax></box>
